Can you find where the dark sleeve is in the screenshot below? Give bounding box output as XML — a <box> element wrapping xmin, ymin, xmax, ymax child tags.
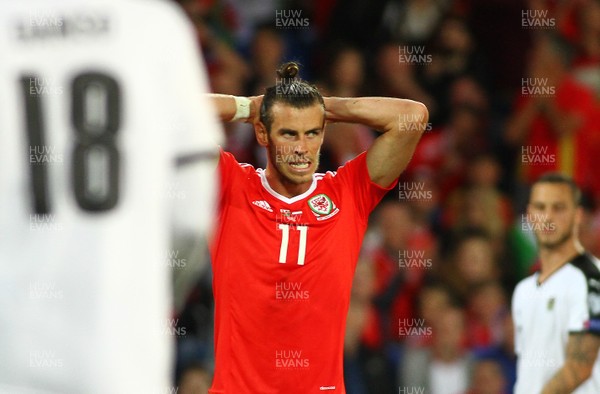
<box><xmin>569</xmin><ymin>254</ymin><xmax>600</xmax><ymax>336</ymax></box>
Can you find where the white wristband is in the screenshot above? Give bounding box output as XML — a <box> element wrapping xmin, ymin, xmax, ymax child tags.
<box><xmin>231</xmin><ymin>96</ymin><xmax>251</xmax><ymax>122</ymax></box>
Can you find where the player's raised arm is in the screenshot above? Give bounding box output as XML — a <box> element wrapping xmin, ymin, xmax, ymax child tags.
<box><xmin>541</xmin><ymin>332</ymin><xmax>600</xmax><ymax>393</ymax></box>
<box><xmin>210</xmin><ymin>94</ymin><xmax>263</xmax><ymax>123</ymax></box>
<box><xmin>323</xmin><ymin>97</ymin><xmax>428</xmax><ymax>187</ymax></box>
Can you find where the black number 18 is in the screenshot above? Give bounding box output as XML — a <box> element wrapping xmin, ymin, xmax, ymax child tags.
<box><xmin>21</xmin><ymin>72</ymin><xmax>121</xmax><ymax>214</ymax></box>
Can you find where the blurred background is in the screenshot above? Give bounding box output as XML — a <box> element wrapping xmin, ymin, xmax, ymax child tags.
<box><xmin>170</xmin><ymin>0</ymin><xmax>600</xmax><ymax>393</ymax></box>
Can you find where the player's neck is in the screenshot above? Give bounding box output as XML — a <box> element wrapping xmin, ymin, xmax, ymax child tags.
<box><xmin>265</xmin><ymin>167</ymin><xmax>312</xmax><ymax>198</ymax></box>
<box><xmin>537</xmin><ymin>238</ymin><xmax>584</xmax><ymax>283</ymax></box>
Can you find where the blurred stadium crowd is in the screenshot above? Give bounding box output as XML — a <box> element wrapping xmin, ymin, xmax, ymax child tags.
<box><xmin>170</xmin><ymin>0</ymin><xmax>600</xmax><ymax>393</ymax></box>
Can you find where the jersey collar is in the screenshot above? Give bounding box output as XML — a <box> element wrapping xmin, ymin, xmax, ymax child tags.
<box><xmin>257</xmin><ymin>169</ymin><xmax>318</xmax><ymax>204</ymax></box>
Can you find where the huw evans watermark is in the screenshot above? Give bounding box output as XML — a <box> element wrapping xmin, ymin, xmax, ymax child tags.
<box><xmin>398</xmin><ymin>318</ymin><xmax>432</xmax><ymax>337</ymax></box>
<box><xmin>275</xmin><ymin>349</ymin><xmax>310</xmax><ymax>368</ymax></box>
<box><xmin>522</xmin><ymin>9</ymin><xmax>556</xmax><ymax>29</ymax></box>
<box><xmin>521</xmin><ymin>145</ymin><xmax>555</xmax><ymax>165</ymax></box>
<box><xmin>399</xmin><ymin>250</ymin><xmax>432</xmax><ymax>269</ymax></box>
<box><xmin>398</xmin><ymin>181</ymin><xmax>433</xmax><ymax>201</ymax></box>
<box><xmin>275</xmin><ymin>10</ymin><xmax>309</xmax><ymax>29</ymax></box>
<box><xmin>521</xmin><ymin>213</ymin><xmax>556</xmax><ymax>234</ymax></box>
<box><xmin>275</xmin><ymin>281</ymin><xmax>309</xmax><ymax>300</ymax></box>
<box><xmin>398</xmin><ymin>113</ymin><xmax>432</xmax><ymax>133</ymax></box>
<box><xmin>398</xmin><ymin>45</ymin><xmax>432</xmax><ymax>65</ymax></box>
<box><xmin>521</xmin><ymin>78</ymin><xmax>555</xmax><ymax>97</ymax></box>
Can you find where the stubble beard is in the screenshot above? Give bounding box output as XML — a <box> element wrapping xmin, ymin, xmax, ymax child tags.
<box><xmin>269</xmin><ymin>146</ymin><xmax>320</xmax><ymax>186</ymax></box>
<box><xmin>536</xmin><ymin>220</ymin><xmax>574</xmax><ymax>251</ymax></box>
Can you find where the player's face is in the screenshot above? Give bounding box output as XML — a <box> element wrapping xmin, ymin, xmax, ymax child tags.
<box><xmin>527</xmin><ymin>183</ymin><xmax>581</xmax><ymax>250</ymax></box>
<box><xmin>262</xmin><ymin>103</ymin><xmax>325</xmax><ymax>185</ymax></box>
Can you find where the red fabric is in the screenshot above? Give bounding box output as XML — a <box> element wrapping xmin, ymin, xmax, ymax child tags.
<box><xmin>404</xmin><ymin>129</ymin><xmax>466</xmax><ymax>201</ymax></box>
<box><xmin>210</xmin><ymin>150</ymin><xmax>395</xmax><ymax>393</ymax></box>
<box><xmin>368</xmin><ymin>231</ymin><xmax>433</xmax><ymax>343</ymax></box>
<box><xmin>515</xmin><ymin>77</ymin><xmax>598</xmax><ymax>189</ymax></box>
<box><xmin>466</xmin><ymin>314</ymin><xmax>493</xmax><ymax>349</ymax></box>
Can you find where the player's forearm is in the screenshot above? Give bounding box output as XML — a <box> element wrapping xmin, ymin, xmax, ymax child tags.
<box><xmin>323</xmin><ymin>97</ymin><xmax>428</xmax><ymax>135</ymax></box>
<box><xmin>541</xmin><ymin>362</ymin><xmax>593</xmax><ymax>394</ymax></box>
<box><xmin>209</xmin><ymin>94</ymin><xmax>259</xmax><ymax>123</ymax></box>
<box><xmin>210</xmin><ymin>94</ymin><xmax>237</xmax><ymax>122</ymax></box>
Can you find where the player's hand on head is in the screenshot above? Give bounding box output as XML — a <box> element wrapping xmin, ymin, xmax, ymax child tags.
<box><xmin>247</xmin><ymin>95</ymin><xmax>264</xmax><ymax>125</ymax></box>
<box><xmin>322</xmin><ymin>97</ymin><xmax>343</xmax><ymax>124</ymax></box>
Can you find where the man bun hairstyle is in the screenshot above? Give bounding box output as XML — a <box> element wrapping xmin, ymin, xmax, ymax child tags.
<box><xmin>277</xmin><ymin>62</ymin><xmax>299</xmax><ymax>79</ymax></box>
<box><xmin>260</xmin><ymin>61</ymin><xmax>324</xmax><ymax>132</ymax></box>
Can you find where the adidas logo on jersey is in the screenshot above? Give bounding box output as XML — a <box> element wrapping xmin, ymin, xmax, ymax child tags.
<box><xmin>252</xmin><ymin>200</ymin><xmax>273</xmax><ymax>212</ymax></box>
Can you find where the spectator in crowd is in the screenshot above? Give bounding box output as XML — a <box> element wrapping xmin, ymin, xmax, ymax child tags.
<box><xmin>505</xmin><ymin>32</ymin><xmax>598</xmax><ymax>195</ymax></box>
<box><xmin>381</xmin><ymin>0</ymin><xmax>450</xmax><ymax>44</ymax></box>
<box><xmin>448</xmin><ymin>76</ymin><xmax>489</xmax><ymax>112</ymax></box>
<box><xmin>406</xmin><ymin>103</ymin><xmax>488</xmax><ymax>202</ymax></box>
<box><xmin>572</xmin><ymin>0</ymin><xmax>600</xmax><ymax>97</ymax></box>
<box><xmin>442</xmin><ymin>154</ymin><xmax>513</xmax><ymax>253</ymax></box>
<box><xmin>403</xmin><ymin>171</ymin><xmax>444</xmax><ymax>237</ymax></box>
<box><xmin>317</xmin><ymin>43</ymin><xmax>374</xmax><ymax>169</ymax></box>
<box><xmin>400</xmin><ymin>307</ymin><xmax>473</xmax><ymax>394</ymax></box>
<box><xmin>318</xmin><ymin>43</ymin><xmax>367</xmax><ymax>97</ymax></box>
<box><xmin>247</xmin><ymin>22</ymin><xmax>286</xmax><ymax>95</ymax></box>
<box><xmin>464</xmin><ymin>358</ymin><xmax>508</xmax><ymax>394</ymax></box>
<box><xmin>439</xmin><ymin>230</ymin><xmax>500</xmax><ymax>304</ymax></box>
<box><xmin>465</xmin><ymin>281</ymin><xmax>509</xmax><ymax>349</ymax></box>
<box><xmin>177</xmin><ymin>0</ymin><xmax>251</xmax><ymax>94</ymax></box>
<box><xmin>345</xmin><ymin>259</ymin><xmax>395</xmax><ymax>394</ymax></box>
<box><xmin>178</xmin><ymin>364</ymin><xmax>213</xmax><ymax>394</ymax></box>
<box><xmin>367</xmin><ymin>201</ymin><xmax>434</xmax><ymax>344</ymax></box>
<box><xmin>472</xmin><ymin>313</ymin><xmax>517</xmax><ymax>393</ymax></box>
<box><xmin>420</xmin><ymin>15</ymin><xmax>488</xmax><ymax>124</ymax></box>
<box><xmin>374</xmin><ymin>41</ymin><xmax>438</xmax><ymax>117</ymax></box>
<box><xmin>405</xmin><ymin>283</ymin><xmax>456</xmax><ymax>349</ymax></box>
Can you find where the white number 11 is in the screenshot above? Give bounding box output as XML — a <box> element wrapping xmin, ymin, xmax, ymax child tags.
<box><xmin>278</xmin><ymin>224</ymin><xmax>308</xmax><ymax>265</ymax></box>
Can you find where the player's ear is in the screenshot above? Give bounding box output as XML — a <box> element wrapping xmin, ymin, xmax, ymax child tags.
<box><xmin>255</xmin><ymin>121</ymin><xmax>269</xmax><ymax>147</ymax></box>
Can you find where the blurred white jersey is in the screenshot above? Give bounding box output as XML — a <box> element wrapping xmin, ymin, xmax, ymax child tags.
<box><xmin>0</xmin><ymin>0</ymin><xmax>221</xmax><ymax>393</ymax></box>
<box><xmin>513</xmin><ymin>253</ymin><xmax>600</xmax><ymax>394</ymax></box>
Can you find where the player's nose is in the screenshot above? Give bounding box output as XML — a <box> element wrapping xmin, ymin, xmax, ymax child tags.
<box><xmin>294</xmin><ymin>141</ymin><xmax>308</xmax><ymax>156</ymax></box>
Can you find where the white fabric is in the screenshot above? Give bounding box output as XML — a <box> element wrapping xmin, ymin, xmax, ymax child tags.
<box><xmin>512</xmin><ymin>258</ymin><xmax>600</xmax><ymax>394</ymax></box>
<box><xmin>0</xmin><ymin>0</ymin><xmax>222</xmax><ymax>392</ymax></box>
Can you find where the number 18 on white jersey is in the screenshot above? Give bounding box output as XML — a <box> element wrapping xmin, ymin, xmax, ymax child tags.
<box><xmin>0</xmin><ymin>0</ymin><xmax>222</xmax><ymax>392</ymax></box>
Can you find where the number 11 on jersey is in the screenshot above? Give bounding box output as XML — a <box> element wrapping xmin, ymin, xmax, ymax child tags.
<box><xmin>278</xmin><ymin>224</ymin><xmax>308</xmax><ymax>265</ymax></box>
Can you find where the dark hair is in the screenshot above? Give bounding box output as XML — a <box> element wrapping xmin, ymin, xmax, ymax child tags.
<box><xmin>260</xmin><ymin>61</ymin><xmax>324</xmax><ymax>131</ymax></box>
<box><xmin>531</xmin><ymin>172</ymin><xmax>582</xmax><ymax>206</ymax></box>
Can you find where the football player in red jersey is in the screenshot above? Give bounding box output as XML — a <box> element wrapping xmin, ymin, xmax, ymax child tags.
<box><xmin>207</xmin><ymin>62</ymin><xmax>428</xmax><ymax>393</ymax></box>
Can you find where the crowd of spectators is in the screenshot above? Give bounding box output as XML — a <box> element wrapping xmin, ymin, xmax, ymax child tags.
<box><xmin>172</xmin><ymin>0</ymin><xmax>600</xmax><ymax>393</ymax></box>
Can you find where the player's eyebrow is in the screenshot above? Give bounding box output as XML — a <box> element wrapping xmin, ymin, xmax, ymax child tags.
<box><xmin>531</xmin><ymin>200</ymin><xmax>568</xmax><ymax>208</ymax></box>
<box><xmin>529</xmin><ymin>201</ymin><xmax>547</xmax><ymax>210</ymax></box>
<box><xmin>278</xmin><ymin>127</ymin><xmax>322</xmax><ymax>134</ymax></box>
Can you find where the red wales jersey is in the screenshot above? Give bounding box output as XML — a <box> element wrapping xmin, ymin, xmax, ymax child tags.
<box><xmin>210</xmin><ymin>150</ymin><xmax>395</xmax><ymax>393</ymax></box>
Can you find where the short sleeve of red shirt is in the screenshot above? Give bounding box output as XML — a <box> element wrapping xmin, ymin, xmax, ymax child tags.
<box><xmin>217</xmin><ymin>148</ymin><xmax>234</xmax><ymax>193</ymax></box>
<box><xmin>333</xmin><ymin>151</ymin><xmax>398</xmax><ymax>219</ymax></box>
<box><xmin>217</xmin><ymin>148</ymin><xmax>250</xmax><ymax>207</ymax></box>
